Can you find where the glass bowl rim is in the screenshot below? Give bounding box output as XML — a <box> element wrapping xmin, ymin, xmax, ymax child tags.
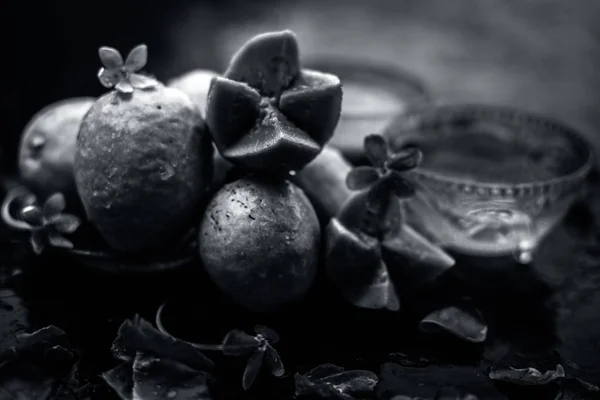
<box><xmin>383</xmin><ymin>103</ymin><xmax>595</xmax><ymax>192</ymax></box>
<box><xmin>303</xmin><ymin>56</ymin><xmax>432</xmax><ymax>119</ymax></box>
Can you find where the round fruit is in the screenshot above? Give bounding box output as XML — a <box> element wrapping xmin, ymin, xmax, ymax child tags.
<box><xmin>18</xmin><ymin>97</ymin><xmax>95</xmax><ymax>204</ymax></box>
<box><xmin>167</xmin><ymin>69</ymin><xmax>219</xmax><ymax>118</ymax></box>
<box><xmin>198</xmin><ymin>177</ymin><xmax>320</xmax><ymax>312</ymax></box>
<box><xmin>205</xmin><ymin>30</ymin><xmax>342</xmax><ymax>171</ymax></box>
<box><xmin>75</xmin><ymin>84</ymin><xmax>213</xmax><ymax>254</ymax></box>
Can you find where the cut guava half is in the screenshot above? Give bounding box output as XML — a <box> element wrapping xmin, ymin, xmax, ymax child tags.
<box><xmin>206</xmin><ymin>30</ymin><xmax>342</xmax><ymax>171</ymax></box>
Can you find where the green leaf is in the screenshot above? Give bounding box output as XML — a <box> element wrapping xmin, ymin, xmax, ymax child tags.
<box><xmin>242</xmin><ymin>350</ymin><xmax>264</xmax><ymax>390</ymax></box>
<box><xmin>47</xmin><ymin>231</ymin><xmax>74</xmax><ymax>249</ymax></box>
<box><xmin>30</xmin><ymin>230</ymin><xmax>45</xmax><ymax>255</ymax></box>
<box><xmin>489</xmin><ymin>364</ymin><xmax>565</xmax><ymax>386</ymax></box>
<box><xmin>116</xmin><ymin>80</ymin><xmax>134</xmax><ymax>94</ymax></box>
<box><xmin>419</xmin><ymin>306</ymin><xmax>488</xmax><ymax>343</ymax></box>
<box><xmin>129</xmin><ymin>73</ymin><xmax>158</xmax><ymax>90</ymax></box>
<box><xmin>387</xmin><ymin>146</ymin><xmax>423</xmax><ymax>171</ymax></box>
<box><xmin>98</xmin><ymin>46</ymin><xmax>123</xmax><ymax>69</ymax></box>
<box><xmin>20</xmin><ymin>205</ymin><xmax>43</xmax><ymax>228</ymax></box>
<box><xmin>364</xmin><ymin>134</ymin><xmax>389</xmax><ymax>168</ymax></box>
<box><xmin>43</xmin><ymin>193</ymin><xmax>66</xmax><ymax>220</ymax></box>
<box><xmin>132</xmin><ymin>352</ymin><xmax>212</xmax><ymax>400</ymax></box>
<box><xmin>49</xmin><ymin>214</ymin><xmax>81</xmax><ymax>234</ymax></box>
<box><xmin>111</xmin><ymin>317</ymin><xmax>215</xmax><ymax>374</ymax></box>
<box><xmin>265</xmin><ymin>346</ymin><xmax>284</xmax><ymax>377</ymax></box>
<box><xmin>346</xmin><ymin>166</ymin><xmax>379</xmax><ymax>191</ymax></box>
<box><xmin>98</xmin><ymin>67</ymin><xmax>121</xmax><ymax>88</ymax></box>
<box><xmin>221</xmin><ymin>330</ymin><xmax>259</xmax><ymax>356</ymax></box>
<box><xmin>125</xmin><ymin>44</ymin><xmax>148</xmax><ymax>72</ymax></box>
<box><xmin>254</xmin><ymin>326</ymin><xmax>280</xmax><ymax>343</ymax></box>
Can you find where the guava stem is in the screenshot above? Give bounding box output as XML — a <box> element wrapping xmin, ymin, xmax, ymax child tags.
<box><xmin>1</xmin><ymin>187</ymin><xmax>35</xmax><ymax>231</ymax></box>
<box><xmin>155</xmin><ymin>301</ymin><xmax>224</xmax><ymax>351</ymax></box>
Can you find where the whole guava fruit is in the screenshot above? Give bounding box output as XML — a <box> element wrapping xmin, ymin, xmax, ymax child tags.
<box><xmin>75</xmin><ymin>84</ymin><xmax>213</xmax><ymax>254</ymax></box>
<box><xmin>18</xmin><ymin>97</ymin><xmax>95</xmax><ymax>206</ymax></box>
<box><xmin>198</xmin><ymin>177</ymin><xmax>320</xmax><ymax>312</ymax></box>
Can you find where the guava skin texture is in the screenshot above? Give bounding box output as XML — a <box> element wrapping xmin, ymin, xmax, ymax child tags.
<box><xmin>75</xmin><ymin>84</ymin><xmax>213</xmax><ymax>254</ymax></box>
<box><xmin>198</xmin><ymin>177</ymin><xmax>320</xmax><ymax>312</ymax></box>
<box><xmin>18</xmin><ymin>97</ymin><xmax>95</xmax><ymax>204</ymax></box>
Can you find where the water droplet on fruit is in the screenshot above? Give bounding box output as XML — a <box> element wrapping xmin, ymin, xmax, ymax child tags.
<box><xmin>284</xmin><ymin>235</ymin><xmax>290</xmax><ymax>240</ymax></box>
<box><xmin>167</xmin><ymin>390</ymin><xmax>177</xmax><ymax>398</ymax></box>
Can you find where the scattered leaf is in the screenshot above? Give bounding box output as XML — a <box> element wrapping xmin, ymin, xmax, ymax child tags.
<box><xmin>221</xmin><ymin>330</ymin><xmax>259</xmax><ymax>356</ymax></box>
<box><xmin>243</xmin><ymin>350</ymin><xmax>265</xmax><ymax>390</ymax></box>
<box><xmin>295</xmin><ymin>363</ymin><xmax>378</xmax><ymax>399</ymax></box>
<box><xmin>124</xmin><ymin>44</ymin><xmax>148</xmax><ymax>72</ymax></box>
<box><xmin>0</xmin><ymin>326</ymin><xmax>77</xmax><ymax>400</ymax></box>
<box><xmin>325</xmin><ymin>218</ymin><xmax>400</xmax><ymax>311</ymax></box>
<box><xmin>386</xmin><ymin>146</ymin><xmax>423</xmax><ymax>171</ymax></box>
<box><xmin>489</xmin><ymin>364</ymin><xmax>565</xmax><ymax>386</ymax></box>
<box><xmin>221</xmin><ymin>326</ymin><xmax>285</xmax><ymax>390</ymax></box>
<box><xmin>99</xmin><ymin>46</ymin><xmax>124</xmax><ymax>69</ymax></box>
<box><xmin>133</xmin><ymin>352</ymin><xmax>212</xmax><ymax>400</ymax></box>
<box><xmin>364</xmin><ymin>134</ymin><xmax>389</xmax><ymax>168</ymax></box>
<box><xmin>346</xmin><ymin>166</ymin><xmax>380</xmax><ymax>191</ymax></box>
<box><xmin>377</xmin><ymin>363</ymin><xmax>507</xmax><ymax>400</ymax></box>
<box><xmin>419</xmin><ymin>306</ymin><xmax>488</xmax><ymax>343</ymax></box>
<box><xmin>103</xmin><ymin>361</ymin><xmax>134</xmax><ymax>400</ymax></box>
<box><xmin>110</xmin><ymin>316</ymin><xmax>214</xmax><ymax>373</ymax></box>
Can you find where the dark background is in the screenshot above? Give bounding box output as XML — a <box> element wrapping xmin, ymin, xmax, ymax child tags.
<box><xmin>2</xmin><ymin>0</ymin><xmax>600</xmax><ymax>174</ymax></box>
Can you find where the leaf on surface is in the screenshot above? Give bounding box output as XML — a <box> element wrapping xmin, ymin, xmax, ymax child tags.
<box><xmin>364</xmin><ymin>134</ymin><xmax>389</xmax><ymax>168</ymax></box>
<box><xmin>489</xmin><ymin>364</ymin><xmax>565</xmax><ymax>385</ymax></box>
<box><xmin>295</xmin><ymin>363</ymin><xmax>378</xmax><ymax>399</ymax></box>
<box><xmin>221</xmin><ymin>329</ymin><xmax>259</xmax><ymax>356</ymax></box>
<box><xmin>419</xmin><ymin>306</ymin><xmax>488</xmax><ymax>343</ymax></box>
<box><xmin>110</xmin><ymin>316</ymin><xmax>214</xmax><ymax>373</ymax></box>
<box><xmin>346</xmin><ymin>167</ymin><xmax>379</xmax><ymax>191</ymax></box>
<box><xmin>325</xmin><ymin>218</ymin><xmax>400</xmax><ymax>311</ymax></box>
<box><xmin>242</xmin><ymin>350</ymin><xmax>265</xmax><ymax>391</ymax></box>
<box><xmin>132</xmin><ymin>352</ymin><xmax>212</xmax><ymax>400</ymax></box>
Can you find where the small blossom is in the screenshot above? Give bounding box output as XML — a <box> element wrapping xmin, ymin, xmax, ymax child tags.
<box><xmin>221</xmin><ymin>325</ymin><xmax>285</xmax><ymax>390</ymax></box>
<box><xmin>97</xmin><ymin>44</ymin><xmax>158</xmax><ymax>94</ymax></box>
<box><xmin>20</xmin><ymin>193</ymin><xmax>81</xmax><ymax>254</ymax></box>
<box><xmin>345</xmin><ymin>134</ymin><xmax>422</xmax><ymax>209</ymax></box>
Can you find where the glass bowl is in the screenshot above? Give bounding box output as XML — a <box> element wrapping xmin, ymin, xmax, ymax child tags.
<box><xmin>304</xmin><ymin>57</ymin><xmax>431</xmax><ymax>163</ymax></box>
<box><xmin>382</xmin><ymin>104</ymin><xmax>594</xmax><ymax>263</ymax></box>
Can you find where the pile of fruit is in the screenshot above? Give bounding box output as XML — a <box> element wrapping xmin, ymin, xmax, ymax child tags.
<box><xmin>3</xmin><ymin>30</ymin><xmax>457</xmax><ymax>315</ymax></box>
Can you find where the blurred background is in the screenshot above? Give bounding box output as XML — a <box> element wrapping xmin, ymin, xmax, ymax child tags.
<box><xmin>2</xmin><ymin>0</ymin><xmax>600</xmax><ymax>172</ymax></box>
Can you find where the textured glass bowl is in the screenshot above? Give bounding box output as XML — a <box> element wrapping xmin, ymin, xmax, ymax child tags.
<box><xmin>304</xmin><ymin>57</ymin><xmax>431</xmax><ymax>163</ymax></box>
<box><xmin>383</xmin><ymin>104</ymin><xmax>594</xmax><ymax>262</ymax></box>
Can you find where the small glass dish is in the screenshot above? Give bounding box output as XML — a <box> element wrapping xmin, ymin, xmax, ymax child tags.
<box><xmin>382</xmin><ymin>104</ymin><xmax>594</xmax><ymax>263</ymax></box>
<box><xmin>304</xmin><ymin>57</ymin><xmax>431</xmax><ymax>163</ymax></box>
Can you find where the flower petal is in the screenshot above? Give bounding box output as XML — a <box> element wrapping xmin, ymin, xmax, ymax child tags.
<box><xmin>115</xmin><ymin>80</ymin><xmax>134</xmax><ymax>94</ymax></box>
<box><xmin>30</xmin><ymin>230</ymin><xmax>46</xmax><ymax>255</ymax></box>
<box><xmin>124</xmin><ymin>44</ymin><xmax>148</xmax><ymax>72</ymax></box>
<box><xmin>242</xmin><ymin>350</ymin><xmax>265</xmax><ymax>390</ymax></box>
<box><xmin>388</xmin><ymin>172</ymin><xmax>416</xmax><ymax>198</ymax></box>
<box><xmin>43</xmin><ymin>193</ymin><xmax>65</xmax><ymax>219</ymax></box>
<box><xmin>265</xmin><ymin>346</ymin><xmax>285</xmax><ymax>377</ymax></box>
<box><xmin>48</xmin><ymin>231</ymin><xmax>74</xmax><ymax>249</ymax></box>
<box><xmin>20</xmin><ymin>205</ymin><xmax>43</xmax><ymax>227</ymax></box>
<box><xmin>129</xmin><ymin>73</ymin><xmax>158</xmax><ymax>90</ymax></box>
<box><xmin>364</xmin><ymin>134</ymin><xmax>389</xmax><ymax>168</ymax></box>
<box><xmin>221</xmin><ymin>329</ymin><xmax>259</xmax><ymax>356</ymax></box>
<box><xmin>387</xmin><ymin>146</ymin><xmax>423</xmax><ymax>171</ymax></box>
<box><xmin>98</xmin><ymin>46</ymin><xmax>123</xmax><ymax>69</ymax></box>
<box><xmin>49</xmin><ymin>214</ymin><xmax>81</xmax><ymax>234</ymax></box>
<box><xmin>97</xmin><ymin>67</ymin><xmax>121</xmax><ymax>88</ymax></box>
<box><xmin>346</xmin><ymin>166</ymin><xmax>380</xmax><ymax>191</ymax></box>
<box><xmin>254</xmin><ymin>326</ymin><xmax>280</xmax><ymax>343</ymax></box>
